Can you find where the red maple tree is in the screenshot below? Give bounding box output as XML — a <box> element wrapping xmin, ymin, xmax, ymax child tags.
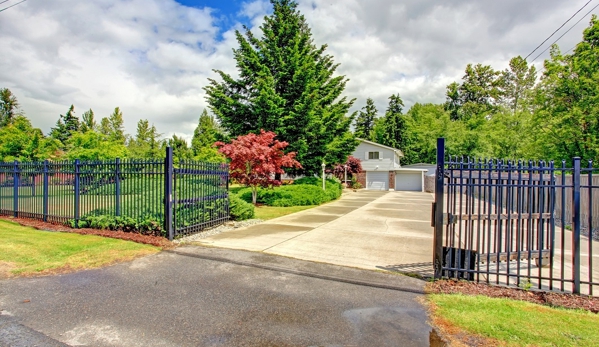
<box><xmin>216</xmin><ymin>130</ymin><xmax>302</xmax><ymax>204</ymax></box>
<box><xmin>332</xmin><ymin>156</ymin><xmax>362</xmax><ymax>182</ymax></box>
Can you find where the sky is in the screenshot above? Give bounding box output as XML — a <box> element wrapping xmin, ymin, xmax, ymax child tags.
<box><xmin>0</xmin><ymin>0</ymin><xmax>596</xmax><ymax>143</ymax></box>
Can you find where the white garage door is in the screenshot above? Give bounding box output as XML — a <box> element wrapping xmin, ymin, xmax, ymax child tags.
<box><xmin>395</xmin><ymin>172</ymin><xmax>423</xmax><ymax>191</ymax></box>
<box><xmin>366</xmin><ymin>171</ymin><xmax>388</xmax><ymax>190</ymax></box>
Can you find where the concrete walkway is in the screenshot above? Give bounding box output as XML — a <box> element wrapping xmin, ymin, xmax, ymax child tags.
<box><xmin>197</xmin><ymin>190</ymin><xmax>435</xmax><ymax>276</ymax></box>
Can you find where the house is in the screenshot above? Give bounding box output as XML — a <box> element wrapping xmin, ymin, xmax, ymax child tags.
<box><xmin>352</xmin><ymin>139</ymin><xmax>427</xmax><ymax>191</ymax></box>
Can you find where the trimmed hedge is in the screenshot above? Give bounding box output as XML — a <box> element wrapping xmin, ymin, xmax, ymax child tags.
<box><xmin>229</xmin><ymin>193</ymin><xmax>255</xmax><ymax>220</ymax></box>
<box><xmin>236</xmin><ymin>177</ymin><xmax>342</xmax><ymax>207</ymax></box>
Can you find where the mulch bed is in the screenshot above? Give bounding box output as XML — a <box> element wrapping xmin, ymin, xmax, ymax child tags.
<box><xmin>427</xmin><ymin>279</ymin><xmax>599</xmax><ymax>313</ymax></box>
<box><xmin>0</xmin><ymin>216</ymin><xmax>174</xmax><ymax>249</ymax></box>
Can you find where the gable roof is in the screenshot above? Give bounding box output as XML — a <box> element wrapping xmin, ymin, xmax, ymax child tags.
<box><xmin>356</xmin><ymin>138</ymin><xmax>404</xmax><ymax>157</ymax></box>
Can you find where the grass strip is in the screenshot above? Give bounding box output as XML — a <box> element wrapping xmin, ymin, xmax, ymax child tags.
<box><xmin>254</xmin><ymin>205</ymin><xmax>316</xmax><ymax>220</ymax></box>
<box><xmin>429</xmin><ymin>293</ymin><xmax>599</xmax><ymax>347</ymax></box>
<box><xmin>0</xmin><ymin>220</ymin><xmax>159</xmax><ymax>278</ymax></box>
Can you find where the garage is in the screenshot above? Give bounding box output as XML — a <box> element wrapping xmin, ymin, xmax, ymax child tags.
<box><xmin>394</xmin><ymin>170</ymin><xmax>423</xmax><ymax>191</ymax></box>
<box><xmin>366</xmin><ymin>171</ymin><xmax>388</xmax><ymax>190</ymax></box>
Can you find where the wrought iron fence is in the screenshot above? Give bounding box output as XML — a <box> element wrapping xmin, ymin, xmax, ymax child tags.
<box><xmin>433</xmin><ymin>138</ymin><xmax>599</xmax><ymax>296</ymax></box>
<box><xmin>0</xmin><ymin>148</ymin><xmax>229</xmax><ymax>240</ymax></box>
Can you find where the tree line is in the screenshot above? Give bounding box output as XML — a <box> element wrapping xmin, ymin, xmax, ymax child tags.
<box><xmin>0</xmin><ymin>93</ymin><xmax>225</xmax><ymax>164</ymax></box>
<box><xmin>2</xmin><ymin>0</ymin><xmax>598</xmax><ymax>173</ymax></box>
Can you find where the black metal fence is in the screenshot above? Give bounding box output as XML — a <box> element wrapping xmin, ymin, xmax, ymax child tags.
<box><xmin>0</xmin><ymin>147</ymin><xmax>229</xmax><ymax>240</ymax></box>
<box><xmin>433</xmin><ymin>138</ymin><xmax>598</xmax><ymax>296</ymax></box>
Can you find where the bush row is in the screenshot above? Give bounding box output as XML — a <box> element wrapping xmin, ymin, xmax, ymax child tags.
<box><xmin>236</xmin><ymin>177</ymin><xmax>342</xmax><ymax>207</ymax></box>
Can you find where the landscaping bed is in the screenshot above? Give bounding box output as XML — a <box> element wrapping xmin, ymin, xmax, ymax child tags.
<box><xmin>427</xmin><ymin>279</ymin><xmax>599</xmax><ymax>313</ymax></box>
<box><xmin>0</xmin><ymin>216</ymin><xmax>172</xmax><ymax>248</ymax></box>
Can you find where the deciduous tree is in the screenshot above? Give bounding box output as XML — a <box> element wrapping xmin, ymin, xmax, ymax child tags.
<box><xmin>0</xmin><ymin>88</ymin><xmax>20</xmax><ymax>127</ymax></box>
<box><xmin>216</xmin><ymin>130</ymin><xmax>301</xmax><ymax>204</ymax></box>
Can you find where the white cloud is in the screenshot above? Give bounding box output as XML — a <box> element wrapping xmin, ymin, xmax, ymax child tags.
<box><xmin>0</xmin><ymin>0</ymin><xmax>594</xmax><ymax>143</ymax></box>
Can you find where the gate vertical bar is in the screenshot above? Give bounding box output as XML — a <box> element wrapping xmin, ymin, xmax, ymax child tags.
<box><xmin>115</xmin><ymin>158</ymin><xmax>121</xmax><ymax>216</ymax></box>
<box><xmin>74</xmin><ymin>159</ymin><xmax>80</xmax><ymax>228</ymax></box>
<box><xmin>43</xmin><ymin>160</ymin><xmax>49</xmax><ymax>222</ymax></box>
<box><xmin>434</xmin><ymin>138</ymin><xmax>445</xmax><ymax>278</ymax></box>
<box><xmin>13</xmin><ymin>160</ymin><xmax>19</xmax><ymax>217</ymax></box>
<box><xmin>572</xmin><ymin>157</ymin><xmax>581</xmax><ymax>294</ymax></box>
<box><xmin>164</xmin><ymin>147</ymin><xmax>174</xmax><ymax>241</ymax></box>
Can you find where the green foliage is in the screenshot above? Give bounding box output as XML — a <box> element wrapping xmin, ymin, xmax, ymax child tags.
<box><xmin>168</xmin><ymin>135</ymin><xmax>193</xmax><ymax>164</ymax></box>
<box><xmin>191</xmin><ymin>109</ymin><xmax>225</xmax><ymax>162</ymax></box>
<box><xmin>0</xmin><ymin>115</ymin><xmax>61</xmax><ymax>161</ymax></box>
<box><xmin>71</xmin><ymin>215</ymin><xmax>163</xmax><ymax>237</ymax></box>
<box><xmin>50</xmin><ymin>105</ymin><xmax>80</xmax><ymax>148</ymax></box>
<box><xmin>237</xmin><ymin>177</ymin><xmax>342</xmax><ymax>207</ymax></box>
<box><xmin>531</xmin><ymin>15</ymin><xmax>599</xmax><ymax>162</ymax></box>
<box><xmin>128</xmin><ymin>119</ymin><xmax>163</xmax><ymax>159</ymax></box>
<box><xmin>205</xmin><ymin>0</ymin><xmax>357</xmax><ymax>176</ymax></box>
<box><xmin>0</xmin><ymin>88</ymin><xmax>20</xmax><ymax>127</ymax></box>
<box><xmin>80</xmin><ymin>109</ymin><xmax>96</xmax><ymax>133</ymax></box>
<box><xmin>65</xmin><ymin>131</ymin><xmax>128</xmax><ymax>160</ymax></box>
<box><xmin>354</xmin><ymin>97</ymin><xmax>378</xmax><ymax>139</ymax></box>
<box><xmin>229</xmin><ymin>193</ymin><xmax>255</xmax><ymax>220</ymax></box>
<box><xmin>377</xmin><ymin>94</ymin><xmax>407</xmax><ymax>150</ymax></box>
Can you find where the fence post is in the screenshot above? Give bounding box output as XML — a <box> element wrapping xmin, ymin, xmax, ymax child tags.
<box><xmin>13</xmin><ymin>160</ymin><xmax>19</xmax><ymax>217</ymax></box>
<box><xmin>164</xmin><ymin>147</ymin><xmax>174</xmax><ymax>241</ymax></box>
<box><xmin>115</xmin><ymin>158</ymin><xmax>121</xmax><ymax>216</ymax></box>
<box><xmin>572</xmin><ymin>157</ymin><xmax>581</xmax><ymax>294</ymax></box>
<box><xmin>74</xmin><ymin>159</ymin><xmax>80</xmax><ymax>228</ymax></box>
<box><xmin>43</xmin><ymin>160</ymin><xmax>49</xmax><ymax>222</ymax></box>
<box><xmin>433</xmin><ymin>138</ymin><xmax>446</xmax><ymax>278</ymax></box>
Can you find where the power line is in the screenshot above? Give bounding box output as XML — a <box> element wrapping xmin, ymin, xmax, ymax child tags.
<box><xmin>0</xmin><ymin>0</ymin><xmax>12</xmax><ymax>5</ymax></box>
<box><xmin>0</xmin><ymin>0</ymin><xmax>27</xmax><ymax>13</ymax></box>
<box><xmin>525</xmin><ymin>0</ymin><xmax>593</xmax><ymax>59</ymax></box>
<box><xmin>531</xmin><ymin>2</ymin><xmax>599</xmax><ymax>61</ymax></box>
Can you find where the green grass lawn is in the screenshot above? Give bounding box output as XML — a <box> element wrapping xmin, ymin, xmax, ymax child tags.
<box><xmin>254</xmin><ymin>205</ymin><xmax>316</xmax><ymax>220</ymax></box>
<box><xmin>0</xmin><ymin>220</ymin><xmax>159</xmax><ymax>278</ymax></box>
<box><xmin>429</xmin><ymin>294</ymin><xmax>599</xmax><ymax>347</ymax></box>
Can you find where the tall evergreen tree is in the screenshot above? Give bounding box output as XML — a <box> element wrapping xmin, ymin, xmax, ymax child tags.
<box><xmin>205</xmin><ymin>0</ymin><xmax>357</xmax><ymax>175</ymax></box>
<box><xmin>108</xmin><ymin>107</ymin><xmax>126</xmax><ymax>144</ymax></box>
<box><xmin>0</xmin><ymin>88</ymin><xmax>20</xmax><ymax>127</ymax></box>
<box><xmin>80</xmin><ymin>109</ymin><xmax>96</xmax><ymax>133</ymax></box>
<box><xmin>50</xmin><ymin>105</ymin><xmax>80</xmax><ymax>147</ymax></box>
<box><xmin>128</xmin><ymin>119</ymin><xmax>163</xmax><ymax>158</ymax></box>
<box><xmin>353</xmin><ymin>98</ymin><xmax>377</xmax><ymax>139</ymax></box>
<box><xmin>380</xmin><ymin>94</ymin><xmax>406</xmax><ymax>150</ymax></box>
<box><xmin>191</xmin><ymin>109</ymin><xmax>225</xmax><ymax>162</ymax></box>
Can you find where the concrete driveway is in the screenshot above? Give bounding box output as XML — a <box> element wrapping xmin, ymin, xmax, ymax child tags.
<box><xmin>197</xmin><ymin>190</ymin><xmax>435</xmax><ymax>276</ymax></box>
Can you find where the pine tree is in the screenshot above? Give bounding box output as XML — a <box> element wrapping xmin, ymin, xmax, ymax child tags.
<box><xmin>381</xmin><ymin>94</ymin><xmax>407</xmax><ymax>150</ymax></box>
<box><xmin>108</xmin><ymin>107</ymin><xmax>126</xmax><ymax>144</ymax></box>
<box><xmin>80</xmin><ymin>109</ymin><xmax>96</xmax><ymax>133</ymax></box>
<box><xmin>205</xmin><ymin>0</ymin><xmax>357</xmax><ymax>175</ymax></box>
<box><xmin>50</xmin><ymin>105</ymin><xmax>80</xmax><ymax>147</ymax></box>
<box><xmin>353</xmin><ymin>98</ymin><xmax>377</xmax><ymax>139</ymax></box>
<box><xmin>191</xmin><ymin>109</ymin><xmax>224</xmax><ymax>162</ymax></box>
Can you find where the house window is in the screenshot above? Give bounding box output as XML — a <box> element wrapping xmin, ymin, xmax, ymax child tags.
<box><xmin>368</xmin><ymin>152</ymin><xmax>380</xmax><ymax>160</ymax></box>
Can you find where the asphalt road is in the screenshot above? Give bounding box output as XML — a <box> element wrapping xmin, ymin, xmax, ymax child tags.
<box><xmin>0</xmin><ymin>247</ymin><xmax>432</xmax><ymax>347</ymax></box>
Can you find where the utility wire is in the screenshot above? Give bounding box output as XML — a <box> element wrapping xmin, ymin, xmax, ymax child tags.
<box><xmin>531</xmin><ymin>2</ymin><xmax>599</xmax><ymax>61</ymax></box>
<box><xmin>0</xmin><ymin>0</ymin><xmax>27</xmax><ymax>13</ymax></box>
<box><xmin>0</xmin><ymin>0</ymin><xmax>12</xmax><ymax>5</ymax></box>
<box><xmin>525</xmin><ymin>0</ymin><xmax>593</xmax><ymax>59</ymax></box>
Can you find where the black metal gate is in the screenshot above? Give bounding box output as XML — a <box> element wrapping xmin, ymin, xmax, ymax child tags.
<box><xmin>433</xmin><ymin>138</ymin><xmax>598</xmax><ymax>296</ymax></box>
<box><xmin>163</xmin><ymin>148</ymin><xmax>229</xmax><ymax>240</ymax></box>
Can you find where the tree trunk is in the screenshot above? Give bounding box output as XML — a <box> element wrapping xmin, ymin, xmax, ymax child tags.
<box><xmin>275</xmin><ymin>172</ymin><xmax>282</xmax><ymax>182</ymax></box>
<box><xmin>252</xmin><ymin>187</ymin><xmax>257</xmax><ymax>204</ymax></box>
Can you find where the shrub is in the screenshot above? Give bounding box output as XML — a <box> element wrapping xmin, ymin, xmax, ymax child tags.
<box><xmin>234</xmin><ymin>177</ymin><xmax>342</xmax><ymax>207</ymax></box>
<box><xmin>229</xmin><ymin>193</ymin><xmax>255</xmax><ymax>220</ymax></box>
